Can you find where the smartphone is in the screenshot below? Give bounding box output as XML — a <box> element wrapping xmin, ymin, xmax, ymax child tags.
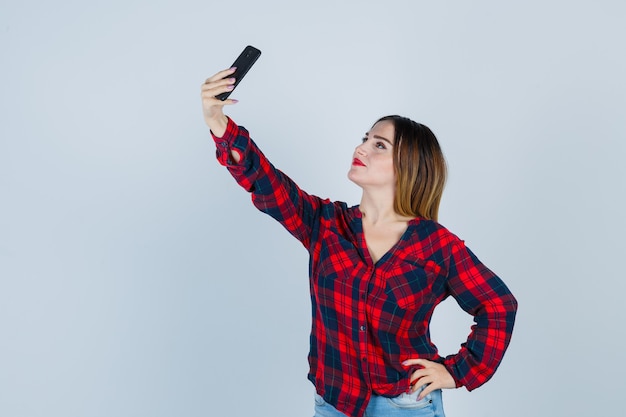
<box><xmin>216</xmin><ymin>45</ymin><xmax>262</xmax><ymax>101</ymax></box>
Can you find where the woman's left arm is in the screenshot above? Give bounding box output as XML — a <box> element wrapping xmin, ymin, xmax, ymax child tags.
<box><xmin>403</xmin><ymin>239</ymin><xmax>517</xmax><ymax>399</ymax></box>
<box><xmin>439</xmin><ymin>239</ymin><xmax>518</xmax><ymax>391</ymax></box>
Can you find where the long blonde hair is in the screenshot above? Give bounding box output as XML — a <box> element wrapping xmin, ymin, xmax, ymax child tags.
<box><xmin>375</xmin><ymin>115</ymin><xmax>447</xmax><ymax>222</ymax></box>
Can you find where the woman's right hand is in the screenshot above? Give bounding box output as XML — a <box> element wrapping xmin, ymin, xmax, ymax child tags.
<box><xmin>201</xmin><ymin>67</ymin><xmax>238</xmax><ymax>137</ymax></box>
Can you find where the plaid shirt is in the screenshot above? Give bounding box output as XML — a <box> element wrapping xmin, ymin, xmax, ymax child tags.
<box><xmin>212</xmin><ymin>118</ymin><xmax>517</xmax><ymax>417</ymax></box>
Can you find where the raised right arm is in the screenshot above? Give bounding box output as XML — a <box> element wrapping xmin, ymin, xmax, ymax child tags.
<box><xmin>201</xmin><ymin>70</ymin><xmax>326</xmax><ymax>248</ymax></box>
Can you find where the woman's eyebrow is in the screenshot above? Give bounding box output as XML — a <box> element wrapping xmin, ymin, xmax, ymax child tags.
<box><xmin>365</xmin><ymin>132</ymin><xmax>393</xmax><ymax>145</ymax></box>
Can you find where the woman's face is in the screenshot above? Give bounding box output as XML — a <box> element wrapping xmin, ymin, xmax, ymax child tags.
<box><xmin>348</xmin><ymin>120</ymin><xmax>396</xmax><ymax>189</ymax></box>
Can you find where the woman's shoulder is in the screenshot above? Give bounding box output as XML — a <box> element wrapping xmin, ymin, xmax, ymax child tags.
<box><xmin>319</xmin><ymin>200</ymin><xmax>358</xmax><ymax>218</ymax></box>
<box><xmin>408</xmin><ymin>218</ymin><xmax>464</xmax><ymax>246</ymax></box>
<box><xmin>315</xmin><ymin>201</ymin><xmax>363</xmax><ymax>229</ymax></box>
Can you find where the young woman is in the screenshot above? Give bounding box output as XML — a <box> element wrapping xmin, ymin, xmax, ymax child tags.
<box><xmin>201</xmin><ymin>68</ymin><xmax>518</xmax><ymax>417</ymax></box>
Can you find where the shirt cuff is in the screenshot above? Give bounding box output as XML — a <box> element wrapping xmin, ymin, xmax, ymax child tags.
<box><xmin>210</xmin><ymin>116</ymin><xmax>244</xmax><ymax>166</ymax></box>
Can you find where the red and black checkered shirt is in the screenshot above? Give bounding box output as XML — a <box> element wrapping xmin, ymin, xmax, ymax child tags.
<box><xmin>212</xmin><ymin>118</ymin><xmax>517</xmax><ymax>417</ymax></box>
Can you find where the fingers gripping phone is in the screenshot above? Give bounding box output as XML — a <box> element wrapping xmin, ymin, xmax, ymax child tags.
<box><xmin>216</xmin><ymin>45</ymin><xmax>262</xmax><ymax>101</ymax></box>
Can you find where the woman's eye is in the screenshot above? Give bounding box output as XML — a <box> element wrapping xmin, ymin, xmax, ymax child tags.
<box><xmin>376</xmin><ymin>142</ymin><xmax>386</xmax><ymax>149</ymax></box>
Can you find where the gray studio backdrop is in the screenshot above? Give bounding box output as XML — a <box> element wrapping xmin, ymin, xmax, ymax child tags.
<box><xmin>1</xmin><ymin>1</ymin><xmax>625</xmax><ymax>416</ymax></box>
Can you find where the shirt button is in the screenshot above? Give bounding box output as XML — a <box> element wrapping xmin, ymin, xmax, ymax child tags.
<box><xmin>361</xmin><ymin>293</ymin><xmax>366</xmax><ymax>300</ymax></box>
<box><xmin>219</xmin><ymin>141</ymin><xmax>227</xmax><ymax>147</ymax></box>
<box><xmin>360</xmin><ymin>325</ymin><xmax>366</xmax><ymax>331</ymax></box>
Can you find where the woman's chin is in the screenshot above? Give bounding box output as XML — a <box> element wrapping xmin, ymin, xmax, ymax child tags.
<box><xmin>347</xmin><ymin>170</ymin><xmax>361</xmax><ymax>185</ymax></box>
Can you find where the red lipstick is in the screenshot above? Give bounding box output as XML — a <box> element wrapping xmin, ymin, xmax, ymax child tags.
<box><xmin>352</xmin><ymin>158</ymin><xmax>365</xmax><ymax>167</ymax></box>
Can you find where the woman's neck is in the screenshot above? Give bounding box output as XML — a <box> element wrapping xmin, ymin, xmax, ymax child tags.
<box><xmin>359</xmin><ymin>190</ymin><xmax>406</xmax><ymax>225</ymax></box>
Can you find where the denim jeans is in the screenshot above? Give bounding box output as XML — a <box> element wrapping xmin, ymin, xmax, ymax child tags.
<box><xmin>313</xmin><ymin>385</ymin><xmax>446</xmax><ymax>417</ymax></box>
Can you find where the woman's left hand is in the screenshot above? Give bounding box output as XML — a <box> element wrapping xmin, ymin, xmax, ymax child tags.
<box><xmin>402</xmin><ymin>358</ymin><xmax>457</xmax><ymax>400</ymax></box>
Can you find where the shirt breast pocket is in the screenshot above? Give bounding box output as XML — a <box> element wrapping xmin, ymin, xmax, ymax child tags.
<box><xmin>384</xmin><ymin>260</ymin><xmax>443</xmax><ymax>311</ymax></box>
<box><xmin>316</xmin><ymin>231</ymin><xmax>360</xmax><ymax>278</ymax></box>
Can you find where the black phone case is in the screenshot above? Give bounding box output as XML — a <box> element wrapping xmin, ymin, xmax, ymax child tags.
<box><xmin>216</xmin><ymin>45</ymin><xmax>262</xmax><ymax>101</ymax></box>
